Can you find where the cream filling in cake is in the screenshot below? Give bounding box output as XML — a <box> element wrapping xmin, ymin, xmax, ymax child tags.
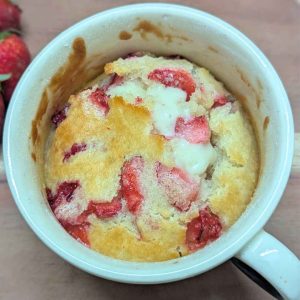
<box><xmin>170</xmin><ymin>138</ymin><xmax>216</xmax><ymax>175</ymax></box>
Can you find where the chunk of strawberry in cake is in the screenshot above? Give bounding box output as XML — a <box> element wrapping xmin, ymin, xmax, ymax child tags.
<box><xmin>86</xmin><ymin>192</ymin><xmax>122</xmax><ymax>218</ymax></box>
<box><xmin>148</xmin><ymin>68</ymin><xmax>196</xmax><ymax>101</ymax></box>
<box><xmin>186</xmin><ymin>207</ymin><xmax>222</xmax><ymax>251</ymax></box>
<box><xmin>175</xmin><ymin>116</ymin><xmax>211</xmax><ymax>144</ymax></box>
<box><xmin>156</xmin><ymin>162</ymin><xmax>199</xmax><ymax>211</ymax></box>
<box><xmin>121</xmin><ymin>156</ymin><xmax>145</xmax><ymax>214</ymax></box>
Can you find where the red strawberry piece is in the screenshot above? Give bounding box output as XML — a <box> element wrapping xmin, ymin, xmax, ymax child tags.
<box><xmin>121</xmin><ymin>156</ymin><xmax>144</xmax><ymax>214</ymax></box>
<box><xmin>63</xmin><ymin>142</ymin><xmax>87</xmax><ymax>162</ymax></box>
<box><xmin>156</xmin><ymin>162</ymin><xmax>199</xmax><ymax>211</ymax></box>
<box><xmin>75</xmin><ymin>192</ymin><xmax>122</xmax><ymax>223</ymax></box>
<box><xmin>89</xmin><ymin>87</ymin><xmax>109</xmax><ymax>114</ymax></box>
<box><xmin>213</xmin><ymin>95</ymin><xmax>228</xmax><ymax>108</ymax></box>
<box><xmin>186</xmin><ymin>206</ymin><xmax>222</xmax><ymax>251</ymax></box>
<box><xmin>75</xmin><ymin>209</ymin><xmax>91</xmax><ymax>224</ymax></box>
<box><xmin>0</xmin><ymin>0</ymin><xmax>21</xmax><ymax>31</ymax></box>
<box><xmin>100</xmin><ymin>73</ymin><xmax>123</xmax><ymax>91</ymax></box>
<box><xmin>89</xmin><ymin>73</ymin><xmax>123</xmax><ymax>114</ymax></box>
<box><xmin>63</xmin><ymin>222</ymin><xmax>90</xmax><ymax>247</ymax></box>
<box><xmin>135</xmin><ymin>96</ymin><xmax>143</xmax><ymax>104</ymax></box>
<box><xmin>175</xmin><ymin>116</ymin><xmax>211</xmax><ymax>144</ymax></box>
<box><xmin>148</xmin><ymin>68</ymin><xmax>196</xmax><ymax>101</ymax></box>
<box><xmin>87</xmin><ymin>193</ymin><xmax>122</xmax><ymax>218</ymax></box>
<box><xmin>0</xmin><ymin>33</ymin><xmax>30</xmax><ymax>103</ymax></box>
<box><xmin>56</xmin><ymin>181</ymin><xmax>79</xmax><ymax>202</ymax></box>
<box><xmin>109</xmin><ymin>73</ymin><xmax>123</xmax><ymax>86</ymax></box>
<box><xmin>0</xmin><ymin>92</ymin><xmax>5</xmax><ymax>137</ymax></box>
<box><xmin>46</xmin><ymin>181</ymin><xmax>80</xmax><ymax>210</ymax></box>
<box><xmin>51</xmin><ymin>104</ymin><xmax>70</xmax><ymax>127</ymax></box>
<box><xmin>45</xmin><ymin>187</ymin><xmax>55</xmax><ymax>207</ymax></box>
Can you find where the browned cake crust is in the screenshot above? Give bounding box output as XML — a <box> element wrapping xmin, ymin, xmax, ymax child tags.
<box><xmin>44</xmin><ymin>55</ymin><xmax>258</xmax><ymax>261</ymax></box>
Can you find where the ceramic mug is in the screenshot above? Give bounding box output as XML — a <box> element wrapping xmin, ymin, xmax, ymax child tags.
<box><xmin>3</xmin><ymin>4</ymin><xmax>300</xmax><ymax>299</ymax></box>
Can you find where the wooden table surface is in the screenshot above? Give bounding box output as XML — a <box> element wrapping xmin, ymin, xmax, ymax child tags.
<box><xmin>0</xmin><ymin>1</ymin><xmax>299</xmax><ymax>299</ymax></box>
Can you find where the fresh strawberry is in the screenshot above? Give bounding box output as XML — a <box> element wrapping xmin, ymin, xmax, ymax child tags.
<box><xmin>121</xmin><ymin>156</ymin><xmax>144</xmax><ymax>214</ymax></box>
<box><xmin>0</xmin><ymin>92</ymin><xmax>5</xmax><ymax>136</ymax></box>
<box><xmin>63</xmin><ymin>142</ymin><xmax>87</xmax><ymax>162</ymax></box>
<box><xmin>148</xmin><ymin>68</ymin><xmax>196</xmax><ymax>101</ymax></box>
<box><xmin>0</xmin><ymin>0</ymin><xmax>21</xmax><ymax>31</ymax></box>
<box><xmin>213</xmin><ymin>95</ymin><xmax>228</xmax><ymax>108</ymax></box>
<box><xmin>51</xmin><ymin>104</ymin><xmax>70</xmax><ymax>127</ymax></box>
<box><xmin>175</xmin><ymin>116</ymin><xmax>211</xmax><ymax>144</ymax></box>
<box><xmin>0</xmin><ymin>32</ymin><xmax>30</xmax><ymax>103</ymax></box>
<box><xmin>186</xmin><ymin>206</ymin><xmax>222</xmax><ymax>251</ymax></box>
<box><xmin>62</xmin><ymin>222</ymin><xmax>90</xmax><ymax>247</ymax></box>
<box><xmin>86</xmin><ymin>193</ymin><xmax>122</xmax><ymax>218</ymax></box>
<box><xmin>156</xmin><ymin>162</ymin><xmax>199</xmax><ymax>211</ymax></box>
<box><xmin>46</xmin><ymin>181</ymin><xmax>80</xmax><ymax>210</ymax></box>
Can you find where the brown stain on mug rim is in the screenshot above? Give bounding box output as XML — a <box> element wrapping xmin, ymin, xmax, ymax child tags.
<box><xmin>236</xmin><ymin>67</ymin><xmax>251</xmax><ymax>87</ymax></box>
<box><xmin>31</xmin><ymin>90</ymin><xmax>48</xmax><ymax>145</ymax></box>
<box><xmin>208</xmin><ymin>46</ymin><xmax>219</xmax><ymax>54</ymax></box>
<box><xmin>236</xmin><ymin>67</ymin><xmax>262</xmax><ymax>108</ymax></box>
<box><xmin>165</xmin><ymin>33</ymin><xmax>173</xmax><ymax>43</ymax></box>
<box><xmin>49</xmin><ymin>37</ymin><xmax>86</xmax><ymax>97</ymax></box>
<box><xmin>133</xmin><ymin>20</ymin><xmax>164</xmax><ymax>40</ymax></box>
<box><xmin>133</xmin><ymin>20</ymin><xmax>189</xmax><ymax>43</ymax></box>
<box><xmin>257</xmin><ymin>78</ymin><xmax>263</xmax><ymax>90</ymax></box>
<box><xmin>263</xmin><ymin>116</ymin><xmax>270</xmax><ymax>130</ymax></box>
<box><xmin>31</xmin><ymin>152</ymin><xmax>36</xmax><ymax>162</ymax></box>
<box><xmin>119</xmin><ymin>31</ymin><xmax>132</xmax><ymax>40</ymax></box>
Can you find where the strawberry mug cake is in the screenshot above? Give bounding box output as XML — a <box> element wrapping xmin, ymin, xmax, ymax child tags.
<box><xmin>44</xmin><ymin>53</ymin><xmax>258</xmax><ymax>262</ymax></box>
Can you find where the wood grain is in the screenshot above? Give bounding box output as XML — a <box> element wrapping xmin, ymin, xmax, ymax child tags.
<box><xmin>294</xmin><ymin>133</ymin><xmax>300</xmax><ymax>173</ymax></box>
<box><xmin>0</xmin><ymin>1</ymin><xmax>299</xmax><ymax>300</ymax></box>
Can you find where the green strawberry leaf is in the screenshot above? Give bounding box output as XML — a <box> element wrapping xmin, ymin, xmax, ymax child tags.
<box><xmin>0</xmin><ymin>74</ymin><xmax>11</xmax><ymax>81</ymax></box>
<box><xmin>0</xmin><ymin>31</ymin><xmax>12</xmax><ymax>41</ymax></box>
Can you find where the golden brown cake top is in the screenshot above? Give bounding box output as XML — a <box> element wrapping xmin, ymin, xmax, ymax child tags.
<box><xmin>44</xmin><ymin>54</ymin><xmax>258</xmax><ymax>261</ymax></box>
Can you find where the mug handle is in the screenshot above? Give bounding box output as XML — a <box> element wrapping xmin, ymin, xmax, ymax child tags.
<box><xmin>232</xmin><ymin>230</ymin><xmax>300</xmax><ymax>300</ymax></box>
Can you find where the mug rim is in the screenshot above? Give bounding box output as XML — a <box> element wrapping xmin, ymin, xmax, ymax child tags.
<box><xmin>3</xmin><ymin>3</ymin><xmax>294</xmax><ymax>283</ymax></box>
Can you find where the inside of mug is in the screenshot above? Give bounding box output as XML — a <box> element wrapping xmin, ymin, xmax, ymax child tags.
<box><xmin>7</xmin><ymin>5</ymin><xmax>291</xmax><ymax>281</ymax></box>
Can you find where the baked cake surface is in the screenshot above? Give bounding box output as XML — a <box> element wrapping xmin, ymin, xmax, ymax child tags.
<box><xmin>44</xmin><ymin>54</ymin><xmax>258</xmax><ymax>261</ymax></box>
